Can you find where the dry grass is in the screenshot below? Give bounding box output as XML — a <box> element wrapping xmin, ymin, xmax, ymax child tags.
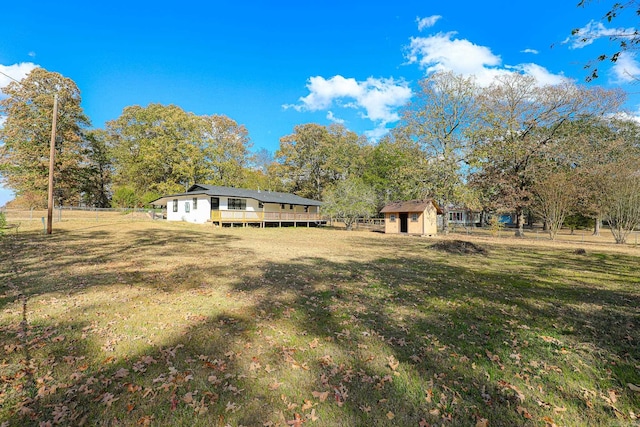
<box><xmin>1</xmin><ymin>220</ymin><xmax>639</xmax><ymax>426</ymax></box>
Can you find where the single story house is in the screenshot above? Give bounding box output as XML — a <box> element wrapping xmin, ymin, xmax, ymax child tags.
<box><xmin>380</xmin><ymin>199</ymin><xmax>442</xmax><ymax>236</ymax></box>
<box><xmin>150</xmin><ymin>184</ymin><xmax>323</xmax><ymax>227</ymax></box>
<box><xmin>437</xmin><ymin>206</ymin><xmax>482</xmax><ymax>229</ymax></box>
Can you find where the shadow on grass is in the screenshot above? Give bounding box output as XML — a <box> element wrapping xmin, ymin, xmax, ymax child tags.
<box><xmin>1</xmin><ymin>229</ymin><xmax>638</xmax><ymax>426</ymax></box>
<box><xmin>0</xmin><ymin>226</ymin><xmax>245</xmax><ymax>309</ymax></box>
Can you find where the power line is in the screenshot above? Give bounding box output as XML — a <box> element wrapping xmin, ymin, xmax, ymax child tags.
<box><xmin>0</xmin><ymin>70</ymin><xmax>22</xmax><ymax>85</ymax></box>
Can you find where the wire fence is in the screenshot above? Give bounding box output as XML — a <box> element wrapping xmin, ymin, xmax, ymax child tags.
<box><xmin>1</xmin><ymin>207</ymin><xmax>164</xmax><ymax>224</ymax></box>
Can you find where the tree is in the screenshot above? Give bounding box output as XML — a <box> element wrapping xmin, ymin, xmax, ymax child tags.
<box><xmin>107</xmin><ymin>104</ymin><xmax>197</xmax><ymax>197</ymax></box>
<box><xmin>0</xmin><ymin>68</ymin><xmax>90</xmax><ymax>206</ymax></box>
<box><xmin>531</xmin><ymin>170</ymin><xmax>578</xmax><ymax>240</ymax></box>
<box><xmin>80</xmin><ymin>129</ymin><xmax>112</xmax><ymax>207</ymax></box>
<box><xmin>107</xmin><ymin>104</ymin><xmax>253</xmax><ymax>199</ymax></box>
<box><xmin>604</xmin><ymin>172</ymin><xmax>640</xmax><ymax>244</ymax></box>
<box><xmin>398</xmin><ymin>71</ymin><xmax>479</xmax><ymax>234</ymax></box>
<box><xmin>322</xmin><ymin>177</ymin><xmax>377</xmax><ymax>230</ymax></box>
<box><xmin>362</xmin><ymin>130</ymin><xmax>427</xmax><ymax>208</ymax></box>
<box><xmin>111</xmin><ymin>185</ymin><xmax>138</xmax><ymax>208</ymax></box>
<box><xmin>562</xmin><ymin>118</ymin><xmax>635</xmax><ymax>235</ymax></box>
<box><xmin>194</xmin><ymin>114</ymin><xmax>252</xmax><ymax>187</ymax></box>
<box><xmin>573</xmin><ymin>0</ymin><xmax>640</xmax><ymax>81</ymax></box>
<box><xmin>470</xmin><ymin>73</ymin><xmax>622</xmax><ymax>237</ymax></box>
<box><xmin>276</xmin><ymin>124</ymin><xmax>366</xmax><ymax>200</ymax></box>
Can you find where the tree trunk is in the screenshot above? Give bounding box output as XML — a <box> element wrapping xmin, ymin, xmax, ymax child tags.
<box><xmin>442</xmin><ymin>204</ymin><xmax>450</xmax><ymax>235</ymax></box>
<box><xmin>542</xmin><ymin>220</ymin><xmax>548</xmax><ymax>231</ymax></box>
<box><xmin>515</xmin><ymin>208</ymin><xmax>525</xmax><ymax>237</ymax></box>
<box><xmin>593</xmin><ymin>216</ymin><xmax>601</xmax><ymax>236</ymax></box>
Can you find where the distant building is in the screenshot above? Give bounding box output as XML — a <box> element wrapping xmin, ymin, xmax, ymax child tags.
<box><xmin>380</xmin><ymin>199</ymin><xmax>442</xmax><ymax>236</ymax></box>
<box><xmin>151</xmin><ymin>184</ymin><xmax>323</xmax><ymax>227</ymax></box>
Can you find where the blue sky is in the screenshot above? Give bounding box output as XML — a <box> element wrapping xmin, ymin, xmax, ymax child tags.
<box><xmin>0</xmin><ymin>0</ymin><xmax>637</xmax><ymax>206</ymax></box>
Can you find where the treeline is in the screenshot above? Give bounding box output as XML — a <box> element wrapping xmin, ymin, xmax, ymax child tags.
<box><xmin>1</xmin><ymin>69</ymin><xmax>640</xmax><ymax>242</ymax></box>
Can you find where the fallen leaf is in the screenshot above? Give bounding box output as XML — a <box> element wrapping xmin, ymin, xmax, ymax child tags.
<box><xmin>517</xmin><ymin>406</ymin><xmax>532</xmax><ymax>419</ymax></box>
<box><xmin>287</xmin><ymin>413</ymin><xmax>303</xmax><ymax>426</ymax></box>
<box><xmin>269</xmin><ymin>380</ymin><xmax>282</xmax><ymax>390</ymax></box>
<box><xmin>307</xmin><ymin>408</ymin><xmax>319</xmax><ymax>422</ymax></box>
<box><xmin>387</xmin><ymin>355</ymin><xmax>399</xmax><ymax>371</ymax></box>
<box><xmin>476</xmin><ymin>418</ymin><xmax>489</xmax><ymax>427</ymax></box>
<box><xmin>628</xmin><ymin>383</ymin><xmax>640</xmax><ymax>392</ymax></box>
<box><xmin>386</xmin><ymin>411</ymin><xmax>395</xmax><ymax>420</ymax></box>
<box><xmin>312</xmin><ymin>391</ymin><xmax>329</xmax><ymax>402</ymax></box>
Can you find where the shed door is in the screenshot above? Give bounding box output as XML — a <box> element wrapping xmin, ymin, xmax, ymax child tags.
<box><xmin>400</xmin><ymin>213</ymin><xmax>408</xmax><ymax>233</ymax></box>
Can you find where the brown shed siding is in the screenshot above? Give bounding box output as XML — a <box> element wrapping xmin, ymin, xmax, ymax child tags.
<box><xmin>381</xmin><ymin>199</ymin><xmax>439</xmax><ymax>236</ymax></box>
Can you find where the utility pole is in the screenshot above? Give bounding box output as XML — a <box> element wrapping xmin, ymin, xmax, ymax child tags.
<box><xmin>47</xmin><ymin>94</ymin><xmax>58</xmax><ymax>235</ymax></box>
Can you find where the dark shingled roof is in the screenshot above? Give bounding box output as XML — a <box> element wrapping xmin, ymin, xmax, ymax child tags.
<box><xmin>380</xmin><ymin>199</ymin><xmax>442</xmax><ymax>214</ymax></box>
<box><xmin>150</xmin><ymin>184</ymin><xmax>322</xmax><ymax>207</ymax></box>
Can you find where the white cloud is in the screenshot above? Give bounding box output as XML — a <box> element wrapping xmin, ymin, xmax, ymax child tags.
<box><xmin>0</xmin><ymin>62</ymin><xmax>38</xmax><ymax>94</ymax></box>
<box><xmin>521</xmin><ymin>48</ymin><xmax>539</xmax><ymax>55</ymax></box>
<box><xmin>564</xmin><ymin>20</ymin><xmax>636</xmax><ymax>49</ymax></box>
<box><xmin>326</xmin><ymin>111</ymin><xmax>345</xmax><ymax>124</ymax></box>
<box><xmin>417</xmin><ymin>15</ymin><xmax>441</xmax><ymax>31</ymax></box>
<box><xmin>285</xmin><ymin>75</ymin><xmax>412</xmax><ymax>137</ymax></box>
<box><xmin>610</xmin><ymin>51</ymin><xmax>640</xmax><ymax>83</ymax></box>
<box><xmin>28</xmin><ymin>52</ymin><xmax>36</xmax><ymax>58</ymax></box>
<box><xmin>405</xmin><ymin>32</ymin><xmax>567</xmax><ymax>86</ymax></box>
<box><xmin>509</xmin><ymin>63</ymin><xmax>568</xmax><ymax>86</ymax></box>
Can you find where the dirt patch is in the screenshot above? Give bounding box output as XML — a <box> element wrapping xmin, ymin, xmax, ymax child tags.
<box><xmin>431</xmin><ymin>239</ymin><xmax>488</xmax><ymax>255</ymax></box>
<box><xmin>573</xmin><ymin>248</ymin><xmax>587</xmax><ymax>255</ymax></box>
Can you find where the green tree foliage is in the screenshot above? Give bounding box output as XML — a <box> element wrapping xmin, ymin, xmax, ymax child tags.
<box><xmin>80</xmin><ymin>129</ymin><xmax>112</xmax><ymax>207</ymax></box>
<box><xmin>470</xmin><ymin>74</ymin><xmax>622</xmax><ymax>237</ymax></box>
<box><xmin>111</xmin><ymin>185</ymin><xmax>138</xmax><ymax>208</ymax></box>
<box><xmin>107</xmin><ymin>104</ymin><xmax>252</xmax><ymax>199</ymax></box>
<box><xmin>276</xmin><ymin>123</ymin><xmax>366</xmax><ymax>200</ymax></box>
<box><xmin>0</xmin><ymin>68</ymin><xmax>90</xmax><ymax>206</ymax></box>
<box><xmin>362</xmin><ymin>131</ymin><xmax>427</xmax><ymax>207</ymax></box>
<box><xmin>322</xmin><ymin>177</ymin><xmax>377</xmax><ymax>230</ymax></box>
<box><xmin>398</xmin><ymin>71</ymin><xmax>479</xmax><ymax>234</ymax></box>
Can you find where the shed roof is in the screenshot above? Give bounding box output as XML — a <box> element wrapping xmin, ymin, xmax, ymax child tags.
<box><xmin>150</xmin><ymin>184</ymin><xmax>322</xmax><ymax>207</ymax></box>
<box><xmin>380</xmin><ymin>199</ymin><xmax>442</xmax><ymax>214</ymax></box>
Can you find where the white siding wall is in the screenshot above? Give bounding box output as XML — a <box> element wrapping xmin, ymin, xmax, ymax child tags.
<box><xmin>166</xmin><ymin>196</ymin><xmax>211</xmax><ymax>224</ymax></box>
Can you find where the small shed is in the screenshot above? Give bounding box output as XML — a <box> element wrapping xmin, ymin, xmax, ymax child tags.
<box><xmin>380</xmin><ymin>199</ymin><xmax>441</xmax><ymax>236</ymax></box>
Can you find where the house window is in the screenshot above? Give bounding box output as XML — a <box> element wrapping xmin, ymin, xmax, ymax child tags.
<box><xmin>304</xmin><ymin>206</ymin><xmax>308</xmax><ymax>213</ymax></box>
<box><xmin>211</xmin><ymin>197</ymin><xmax>219</xmax><ymax>210</ymax></box>
<box><xmin>258</xmin><ymin>201</ymin><xmax>264</xmax><ymax>208</ymax></box>
<box><xmin>389</xmin><ymin>214</ymin><xmax>396</xmax><ymax>222</ymax></box>
<box><xmin>289</xmin><ymin>204</ymin><xmax>294</xmax><ymax>210</ymax></box>
<box><xmin>172</xmin><ymin>199</ymin><xmax>178</xmax><ymax>212</ymax></box>
<box><xmin>192</xmin><ymin>198</ymin><xmax>197</xmax><ymax>210</ymax></box>
<box><xmin>280</xmin><ymin>203</ymin><xmax>285</xmax><ymax>209</ymax></box>
<box><xmin>411</xmin><ymin>213</ymin><xmax>418</xmax><ymax>222</ymax></box>
<box><xmin>228</xmin><ymin>198</ymin><xmax>246</xmax><ymax>210</ymax></box>
<box><xmin>185</xmin><ymin>202</ymin><xmax>190</xmax><ymax>213</ymax></box>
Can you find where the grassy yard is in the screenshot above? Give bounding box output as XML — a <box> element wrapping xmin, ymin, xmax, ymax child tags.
<box><xmin>0</xmin><ymin>220</ymin><xmax>639</xmax><ymax>426</ymax></box>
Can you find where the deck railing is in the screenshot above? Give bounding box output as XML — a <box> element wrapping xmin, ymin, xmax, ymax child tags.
<box><xmin>211</xmin><ymin>210</ymin><xmax>321</xmax><ymax>222</ymax></box>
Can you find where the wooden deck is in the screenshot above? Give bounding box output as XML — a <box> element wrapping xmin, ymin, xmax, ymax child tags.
<box><xmin>210</xmin><ymin>211</ymin><xmax>325</xmax><ymax>227</ymax></box>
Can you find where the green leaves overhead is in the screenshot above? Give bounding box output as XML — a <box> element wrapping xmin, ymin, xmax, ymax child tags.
<box><xmin>107</xmin><ymin>104</ymin><xmax>252</xmax><ymax>198</ymax></box>
<box><xmin>0</xmin><ymin>68</ymin><xmax>90</xmax><ymax>206</ymax></box>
